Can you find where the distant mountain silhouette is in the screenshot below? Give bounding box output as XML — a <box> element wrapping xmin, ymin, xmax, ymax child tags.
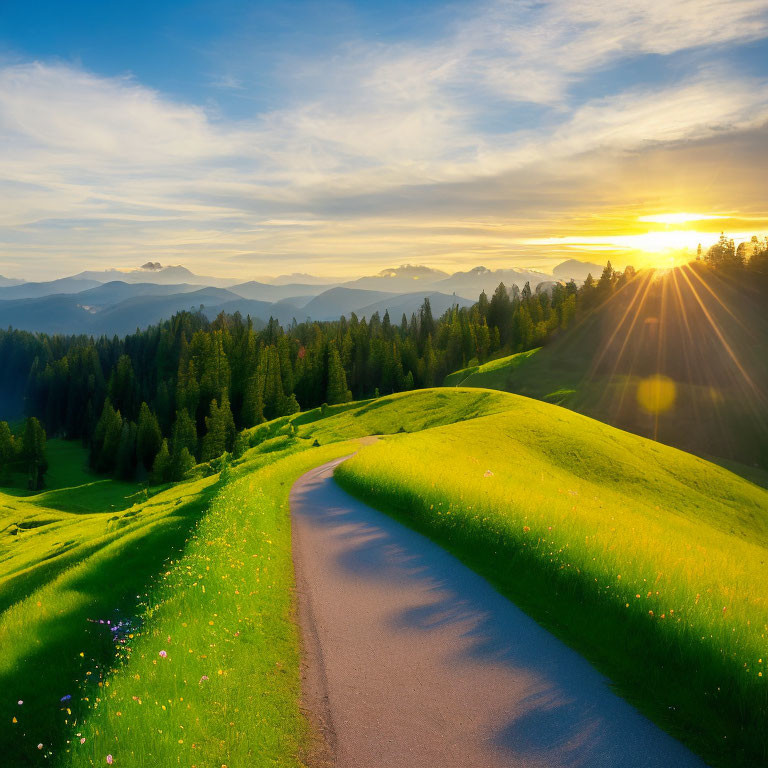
<box><xmin>552</xmin><ymin>259</ymin><xmax>604</xmax><ymax>282</ymax></box>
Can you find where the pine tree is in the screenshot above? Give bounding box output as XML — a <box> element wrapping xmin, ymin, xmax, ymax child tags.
<box><xmin>171</xmin><ymin>408</ymin><xmax>198</xmax><ymax>459</ymax></box>
<box><xmin>22</xmin><ymin>416</ymin><xmax>48</xmax><ymax>490</ymax></box>
<box><xmin>219</xmin><ymin>393</ymin><xmax>236</xmax><ymax>453</ymax></box>
<box><xmin>171</xmin><ymin>445</ymin><xmax>195</xmax><ymax>480</ymax></box>
<box><xmin>242</xmin><ymin>369</ymin><xmax>265</xmax><ymax>426</ymax></box>
<box><xmin>0</xmin><ymin>421</ymin><xmax>14</xmax><ymax>477</ymax></box>
<box><xmin>152</xmin><ymin>438</ymin><xmax>172</xmax><ymax>484</ymax></box>
<box><xmin>136</xmin><ymin>402</ymin><xmax>162</xmax><ymax>471</ymax></box>
<box><xmin>597</xmin><ymin>261</ymin><xmax>615</xmax><ymax>296</ymax></box>
<box><xmin>201</xmin><ymin>399</ymin><xmax>228</xmax><ymax>461</ymax></box>
<box><xmin>116</xmin><ymin>420</ymin><xmax>137</xmax><ymax>480</ymax></box>
<box><xmin>92</xmin><ymin>399</ymin><xmax>123</xmax><ymax>473</ymax></box>
<box><xmin>261</xmin><ymin>345</ymin><xmax>288</xmax><ymax>420</ymax></box>
<box><xmin>421</xmin><ymin>335</ymin><xmax>437</xmax><ymax>387</ymax></box>
<box><xmin>326</xmin><ymin>343</ymin><xmax>352</xmax><ymax>404</ymax></box>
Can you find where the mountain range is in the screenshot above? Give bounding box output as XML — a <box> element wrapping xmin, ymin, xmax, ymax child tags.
<box><xmin>0</xmin><ymin>260</ymin><xmax>591</xmax><ymax>336</ymax></box>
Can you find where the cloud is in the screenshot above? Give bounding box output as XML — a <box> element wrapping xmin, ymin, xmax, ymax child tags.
<box><xmin>0</xmin><ymin>0</ymin><xmax>767</xmax><ymax>277</ymax></box>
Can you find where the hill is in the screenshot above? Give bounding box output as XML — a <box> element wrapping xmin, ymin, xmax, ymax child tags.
<box><xmin>445</xmin><ymin>264</ymin><xmax>768</xmax><ymax>468</ymax></box>
<box><xmin>436</xmin><ymin>265</ymin><xmax>550</xmax><ymax>295</ymax></box>
<box><xmin>2</xmin><ymin>388</ymin><xmax>766</xmax><ymax>766</ymax></box>
<box><xmin>0</xmin><ymin>277</ymin><xmax>103</xmax><ymax>300</ymax></box>
<box><xmin>353</xmin><ymin>290</ymin><xmax>473</xmax><ymax>320</ymax></box>
<box><xmin>72</xmin><ymin>264</ymin><xmax>237</xmax><ymax>287</ymax></box>
<box><xmin>300</xmin><ymin>286</ymin><xmax>398</xmax><ymax>319</ymax></box>
<box><xmin>335</xmin><ymin>390</ymin><xmax>768</xmax><ymax>767</ymax></box>
<box><xmin>0</xmin><ymin>388</ymin><xmax>510</xmax><ymax>767</ymax></box>
<box><xmin>228</xmin><ymin>280</ymin><xmax>333</xmax><ymax>302</ymax></box>
<box><xmin>552</xmin><ymin>258</ymin><xmax>603</xmax><ymax>282</ymax></box>
<box><xmin>0</xmin><ymin>286</ymin><xmax>245</xmax><ymax>336</ymax></box>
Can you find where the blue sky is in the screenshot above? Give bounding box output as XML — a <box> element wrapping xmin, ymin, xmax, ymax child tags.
<box><xmin>1</xmin><ymin>0</ymin><xmax>767</xmax><ymax>279</ymax></box>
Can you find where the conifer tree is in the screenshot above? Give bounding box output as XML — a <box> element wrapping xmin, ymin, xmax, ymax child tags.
<box><xmin>171</xmin><ymin>445</ymin><xmax>195</xmax><ymax>480</ymax></box>
<box><xmin>22</xmin><ymin>416</ymin><xmax>47</xmax><ymax>490</ymax></box>
<box><xmin>92</xmin><ymin>399</ymin><xmax>123</xmax><ymax>473</ymax></box>
<box><xmin>326</xmin><ymin>343</ymin><xmax>352</xmax><ymax>404</ymax></box>
<box><xmin>116</xmin><ymin>420</ymin><xmax>137</xmax><ymax>480</ymax></box>
<box><xmin>421</xmin><ymin>335</ymin><xmax>437</xmax><ymax>387</ymax></box>
<box><xmin>0</xmin><ymin>421</ymin><xmax>14</xmax><ymax>475</ymax></box>
<box><xmin>171</xmin><ymin>408</ymin><xmax>198</xmax><ymax>459</ymax></box>
<box><xmin>201</xmin><ymin>399</ymin><xmax>231</xmax><ymax>461</ymax></box>
<box><xmin>152</xmin><ymin>438</ymin><xmax>172</xmax><ymax>484</ymax></box>
<box><xmin>136</xmin><ymin>402</ymin><xmax>162</xmax><ymax>471</ymax></box>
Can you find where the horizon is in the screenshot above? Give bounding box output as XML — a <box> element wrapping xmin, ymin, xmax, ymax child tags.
<box><xmin>0</xmin><ymin>257</ymin><xmax>622</xmax><ymax>284</ymax></box>
<box><xmin>1</xmin><ymin>0</ymin><xmax>767</xmax><ymax>280</ymax></box>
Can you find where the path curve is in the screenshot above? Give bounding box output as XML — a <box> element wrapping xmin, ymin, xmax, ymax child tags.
<box><xmin>290</xmin><ymin>457</ymin><xmax>707</xmax><ymax>768</ymax></box>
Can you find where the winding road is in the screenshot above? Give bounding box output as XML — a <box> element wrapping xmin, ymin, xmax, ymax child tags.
<box><xmin>290</xmin><ymin>457</ymin><xmax>707</xmax><ymax>768</ymax></box>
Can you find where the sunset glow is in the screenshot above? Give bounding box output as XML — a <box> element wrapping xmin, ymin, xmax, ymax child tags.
<box><xmin>636</xmin><ymin>213</ymin><xmax>727</xmax><ymax>225</ymax></box>
<box><xmin>0</xmin><ymin>1</ymin><xmax>766</xmax><ymax>279</ymax></box>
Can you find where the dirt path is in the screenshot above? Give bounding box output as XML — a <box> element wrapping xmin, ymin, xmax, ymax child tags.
<box><xmin>290</xmin><ymin>457</ymin><xmax>707</xmax><ymax>768</ymax></box>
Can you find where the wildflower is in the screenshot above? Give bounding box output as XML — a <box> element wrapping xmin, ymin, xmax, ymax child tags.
<box><xmin>523</xmin><ymin>526</ymin><xmax>530</xmax><ymax>533</ymax></box>
<box><xmin>12</xmin><ymin>717</ymin><xmax>17</xmax><ymax>724</ymax></box>
<box><xmin>483</xmin><ymin>470</ymin><xmax>494</xmax><ymax>477</ymax></box>
<box><xmin>61</xmin><ymin>694</ymin><xmax>72</xmax><ymax>702</ymax></box>
<box><xmin>199</xmin><ymin>676</ymin><xmax>209</xmax><ymax>683</ymax></box>
<box><xmin>159</xmin><ymin>650</ymin><xmax>168</xmax><ymax>658</ymax></box>
<box><xmin>38</xmin><ymin>744</ymin><xmax>43</xmax><ymax>750</ymax></box>
<box><xmin>17</xmin><ymin>701</ymin><xmax>22</xmax><ymax>706</ymax></box>
<box><xmin>107</xmin><ymin>755</ymin><xmax>113</xmax><ymax>765</ymax></box>
<box><xmin>80</xmin><ymin>738</ymin><xmax>86</xmax><ymax>744</ymax></box>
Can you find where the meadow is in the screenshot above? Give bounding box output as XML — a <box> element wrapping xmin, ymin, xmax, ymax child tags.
<box><xmin>443</xmin><ymin>348</ymin><xmax>541</xmax><ymax>389</ymax></box>
<box><xmin>1</xmin><ymin>388</ymin><xmax>514</xmax><ymax>766</ymax></box>
<box><xmin>3</xmin><ymin>386</ymin><xmax>767</xmax><ymax>766</ymax></box>
<box><xmin>335</xmin><ymin>391</ymin><xmax>768</xmax><ymax>768</ymax></box>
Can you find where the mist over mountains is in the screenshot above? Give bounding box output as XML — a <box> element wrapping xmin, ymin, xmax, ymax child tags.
<box><xmin>0</xmin><ymin>261</ymin><xmax>590</xmax><ymax>337</ymax></box>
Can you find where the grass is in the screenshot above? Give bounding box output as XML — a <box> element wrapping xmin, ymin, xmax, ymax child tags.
<box><xmin>245</xmin><ymin>387</ymin><xmax>513</xmax><ymax>446</ymax></box>
<box><xmin>58</xmin><ymin>440</ymin><xmax>356</xmax><ymax>768</ymax></box>
<box><xmin>0</xmin><ymin>442</ymin><xmax>220</xmax><ymax>766</ymax></box>
<box><xmin>335</xmin><ymin>389</ymin><xmax>768</xmax><ymax>768</ymax></box>
<box><xmin>5</xmin><ymin>385</ymin><xmax>766</xmax><ymax>767</ymax></box>
<box><xmin>2</xmin><ymin>389</ymin><xmax>512</xmax><ymax>766</ymax></box>
<box><xmin>443</xmin><ymin>348</ymin><xmax>541</xmax><ymax>388</ymax></box>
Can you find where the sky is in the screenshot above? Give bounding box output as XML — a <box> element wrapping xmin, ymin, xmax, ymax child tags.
<box><xmin>1</xmin><ymin>0</ymin><xmax>767</xmax><ymax>280</ymax></box>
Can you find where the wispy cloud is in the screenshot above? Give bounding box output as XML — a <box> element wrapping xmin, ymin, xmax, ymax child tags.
<box><xmin>0</xmin><ymin>0</ymin><xmax>767</xmax><ymax>277</ymax></box>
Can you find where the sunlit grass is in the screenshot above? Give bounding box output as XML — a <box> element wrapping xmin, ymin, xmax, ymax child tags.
<box><xmin>59</xmin><ymin>441</ymin><xmax>354</xmax><ymax>768</ymax></box>
<box><xmin>336</xmin><ymin>392</ymin><xmax>768</xmax><ymax>768</ymax></box>
<box><xmin>443</xmin><ymin>348</ymin><xmax>541</xmax><ymax>388</ymax></box>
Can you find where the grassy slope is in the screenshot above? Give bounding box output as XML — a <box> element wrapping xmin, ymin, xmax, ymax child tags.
<box><xmin>2</xmin><ymin>388</ymin><xmax>512</xmax><ymax>767</ymax></box>
<box><xmin>443</xmin><ymin>348</ymin><xmax>541</xmax><ymax>389</ymax></box>
<box><xmin>336</xmin><ymin>390</ymin><xmax>768</xmax><ymax>768</ymax></box>
<box><xmin>60</xmin><ymin>440</ymin><xmax>356</xmax><ymax>768</ymax></box>
<box><xmin>1</xmin><ymin>441</ymin><xmax>220</xmax><ymax>766</ymax></box>
<box><xmin>6</xmin><ymin>386</ymin><xmax>765</xmax><ymax>766</ymax></box>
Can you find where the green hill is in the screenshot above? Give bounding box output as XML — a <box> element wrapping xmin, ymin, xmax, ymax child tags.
<box><xmin>336</xmin><ymin>389</ymin><xmax>768</xmax><ymax>767</ymax></box>
<box><xmin>2</xmin><ymin>387</ymin><xmax>766</xmax><ymax>767</ymax></box>
<box><xmin>0</xmin><ymin>388</ymin><xmax>511</xmax><ymax>766</ymax></box>
<box><xmin>444</xmin><ymin>264</ymin><xmax>768</xmax><ymax>468</ymax></box>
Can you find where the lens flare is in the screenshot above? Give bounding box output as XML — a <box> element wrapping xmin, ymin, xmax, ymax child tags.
<box><xmin>636</xmin><ymin>375</ymin><xmax>676</xmax><ymax>414</ymax></box>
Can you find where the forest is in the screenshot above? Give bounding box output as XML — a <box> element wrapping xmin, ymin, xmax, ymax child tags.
<box><xmin>0</xmin><ymin>238</ymin><xmax>765</xmax><ymax>486</ymax></box>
